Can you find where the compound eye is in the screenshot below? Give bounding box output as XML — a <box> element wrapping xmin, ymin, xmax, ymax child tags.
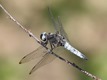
<box><xmin>40</xmin><ymin>32</ymin><xmax>47</xmax><ymax>41</ymax></box>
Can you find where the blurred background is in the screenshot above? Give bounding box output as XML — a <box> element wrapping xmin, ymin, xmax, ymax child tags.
<box><xmin>0</xmin><ymin>0</ymin><xmax>106</xmax><ymax>80</ymax></box>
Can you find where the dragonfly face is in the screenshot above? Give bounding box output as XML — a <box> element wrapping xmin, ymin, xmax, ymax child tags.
<box><xmin>40</xmin><ymin>32</ymin><xmax>48</xmax><ymax>46</ymax></box>
<box><xmin>40</xmin><ymin>32</ymin><xmax>47</xmax><ymax>41</ymax></box>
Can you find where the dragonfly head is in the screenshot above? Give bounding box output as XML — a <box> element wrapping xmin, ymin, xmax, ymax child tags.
<box><xmin>40</xmin><ymin>32</ymin><xmax>47</xmax><ymax>41</ymax></box>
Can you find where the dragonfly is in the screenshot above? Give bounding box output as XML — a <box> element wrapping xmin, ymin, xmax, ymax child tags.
<box><xmin>19</xmin><ymin>7</ymin><xmax>88</xmax><ymax>75</ymax></box>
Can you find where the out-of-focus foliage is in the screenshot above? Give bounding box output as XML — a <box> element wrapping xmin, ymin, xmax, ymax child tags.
<box><xmin>0</xmin><ymin>0</ymin><xmax>106</xmax><ymax>80</ymax></box>
<box><xmin>0</xmin><ymin>56</ymin><xmax>25</xmax><ymax>80</ymax></box>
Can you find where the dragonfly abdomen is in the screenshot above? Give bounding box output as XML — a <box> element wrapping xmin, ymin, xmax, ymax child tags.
<box><xmin>64</xmin><ymin>42</ymin><xmax>87</xmax><ymax>60</ymax></box>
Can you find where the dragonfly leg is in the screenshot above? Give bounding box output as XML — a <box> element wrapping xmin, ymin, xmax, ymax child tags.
<box><xmin>40</xmin><ymin>41</ymin><xmax>48</xmax><ymax>48</ymax></box>
<box><xmin>50</xmin><ymin>42</ymin><xmax>54</xmax><ymax>50</ymax></box>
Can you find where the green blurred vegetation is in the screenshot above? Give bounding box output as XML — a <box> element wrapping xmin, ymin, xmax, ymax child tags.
<box><xmin>0</xmin><ymin>56</ymin><xmax>24</xmax><ymax>80</ymax></box>
<box><xmin>0</xmin><ymin>0</ymin><xmax>107</xmax><ymax>80</ymax></box>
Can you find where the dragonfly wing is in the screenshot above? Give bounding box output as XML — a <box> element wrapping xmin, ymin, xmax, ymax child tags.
<box><xmin>48</xmin><ymin>7</ymin><xmax>60</xmax><ymax>33</ymax></box>
<box><xmin>57</xmin><ymin>16</ymin><xmax>70</xmax><ymax>42</ymax></box>
<box><xmin>19</xmin><ymin>46</ymin><xmax>46</xmax><ymax>64</ymax></box>
<box><xmin>48</xmin><ymin>7</ymin><xmax>69</xmax><ymax>42</ymax></box>
<box><xmin>29</xmin><ymin>53</ymin><xmax>56</xmax><ymax>74</ymax></box>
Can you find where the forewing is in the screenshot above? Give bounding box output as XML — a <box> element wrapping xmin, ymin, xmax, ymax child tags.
<box><xmin>57</xmin><ymin>16</ymin><xmax>70</xmax><ymax>42</ymax></box>
<box><xmin>48</xmin><ymin>7</ymin><xmax>60</xmax><ymax>33</ymax></box>
<box><xmin>29</xmin><ymin>53</ymin><xmax>56</xmax><ymax>74</ymax></box>
<box><xmin>19</xmin><ymin>46</ymin><xmax>47</xmax><ymax>64</ymax></box>
<box><xmin>29</xmin><ymin>46</ymin><xmax>66</xmax><ymax>74</ymax></box>
<box><xmin>48</xmin><ymin>7</ymin><xmax>69</xmax><ymax>42</ymax></box>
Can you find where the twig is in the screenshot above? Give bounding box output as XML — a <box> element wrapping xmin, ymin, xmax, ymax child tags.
<box><xmin>0</xmin><ymin>4</ymin><xmax>101</xmax><ymax>80</ymax></box>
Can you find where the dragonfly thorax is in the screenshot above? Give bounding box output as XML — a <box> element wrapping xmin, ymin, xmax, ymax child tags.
<box><xmin>40</xmin><ymin>32</ymin><xmax>65</xmax><ymax>48</ymax></box>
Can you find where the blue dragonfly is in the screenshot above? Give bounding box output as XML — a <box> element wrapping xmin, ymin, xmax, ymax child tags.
<box><xmin>19</xmin><ymin>7</ymin><xmax>87</xmax><ymax>74</ymax></box>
